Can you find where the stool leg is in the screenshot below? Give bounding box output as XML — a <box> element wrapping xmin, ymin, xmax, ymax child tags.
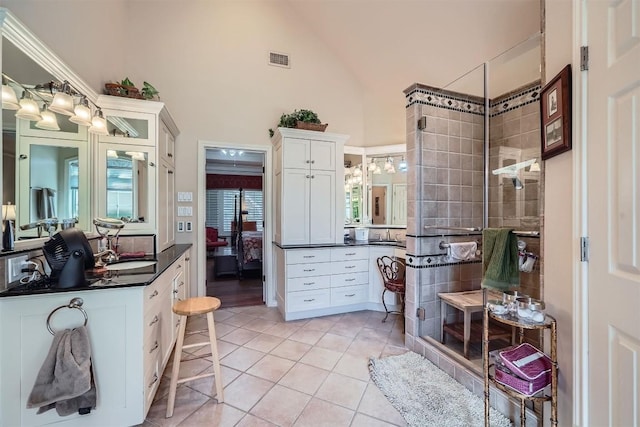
<box><xmin>166</xmin><ymin>314</ymin><xmax>187</xmax><ymax>418</ymax></box>
<box><xmin>206</xmin><ymin>311</ymin><xmax>224</xmax><ymax>403</ymax></box>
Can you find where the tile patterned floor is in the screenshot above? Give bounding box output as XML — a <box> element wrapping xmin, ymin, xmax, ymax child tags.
<box><xmin>143</xmin><ymin>306</ymin><xmax>409</xmax><ymax>427</ymax></box>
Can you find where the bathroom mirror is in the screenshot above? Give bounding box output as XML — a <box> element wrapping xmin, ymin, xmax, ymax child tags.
<box><xmin>2</xmin><ymin>31</ymin><xmax>93</xmax><ymax>241</ymax></box>
<box><xmin>366</xmin><ymin>152</ymin><xmax>407</xmax><ymax>226</ymax></box>
<box><xmin>103</xmin><ymin>149</ymin><xmax>151</xmax><ymax>223</ymax></box>
<box><xmin>344</xmin><ymin>151</ymin><xmax>364</xmax><ymax>224</ymax></box>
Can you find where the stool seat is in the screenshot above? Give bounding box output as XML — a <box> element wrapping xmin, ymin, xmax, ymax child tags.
<box><xmin>172</xmin><ymin>296</ymin><xmax>221</xmax><ymax>316</ymax></box>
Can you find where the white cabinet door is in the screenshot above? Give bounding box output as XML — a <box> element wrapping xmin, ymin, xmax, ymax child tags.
<box><xmin>282</xmin><ymin>169</ymin><xmax>310</xmax><ymax>245</ymax></box>
<box><xmin>157</xmin><ymin>159</ymin><xmax>175</xmax><ymax>251</ymax></box>
<box><xmin>309</xmin><ymin>170</ymin><xmax>335</xmax><ymax>243</ymax></box>
<box><xmin>310</xmin><ymin>140</ymin><xmax>336</xmax><ymax>171</ymax></box>
<box><xmin>282</xmin><ymin>137</ymin><xmax>311</xmax><ymax>169</ymax></box>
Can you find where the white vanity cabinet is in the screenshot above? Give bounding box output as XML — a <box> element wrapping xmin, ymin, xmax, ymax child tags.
<box><xmin>0</xmin><ymin>254</ymin><xmax>190</xmax><ymax>426</ymax></box>
<box><xmin>272</xmin><ymin>128</ymin><xmax>348</xmax><ymax>245</ymax></box>
<box><xmin>95</xmin><ymin>95</ymin><xmax>179</xmax><ymax>252</ymax></box>
<box><xmin>274</xmin><ymin>245</ymin><xmax>370</xmax><ymax>320</ymax></box>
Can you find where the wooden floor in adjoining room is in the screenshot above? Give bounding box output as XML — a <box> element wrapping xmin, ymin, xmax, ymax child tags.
<box><xmin>205</xmin><ymin>257</ymin><xmax>263</xmax><ymax>308</ymax></box>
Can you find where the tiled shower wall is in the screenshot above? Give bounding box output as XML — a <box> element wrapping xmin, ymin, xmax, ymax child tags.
<box><xmin>403</xmin><ymin>83</ymin><xmax>485</xmax><ymax>345</ymax></box>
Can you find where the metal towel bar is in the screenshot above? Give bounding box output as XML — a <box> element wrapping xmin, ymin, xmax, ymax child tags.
<box><xmin>439</xmin><ymin>240</ymin><xmax>481</xmax><ymax>249</ymax></box>
<box><xmin>46</xmin><ymin>297</ymin><xmax>88</xmax><ymax>335</ymax></box>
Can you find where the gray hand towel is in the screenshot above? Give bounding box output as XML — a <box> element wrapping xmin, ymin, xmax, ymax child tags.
<box><xmin>26</xmin><ymin>326</ymin><xmax>97</xmax><ymax>416</ymax></box>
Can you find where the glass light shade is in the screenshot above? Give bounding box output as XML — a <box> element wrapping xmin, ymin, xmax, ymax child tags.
<box><xmin>353</xmin><ymin>166</ymin><xmax>362</xmax><ymax>177</ymax></box>
<box><xmin>48</xmin><ymin>90</ymin><xmax>74</xmax><ymax>116</ymax></box>
<box><xmin>373</xmin><ymin>166</ymin><xmax>382</xmax><ymax>175</ymax></box>
<box><xmin>89</xmin><ymin>110</ymin><xmax>109</xmax><ymax>136</ymax></box>
<box><xmin>69</xmin><ymin>100</ymin><xmax>92</xmax><ymax>126</ymax></box>
<box><xmin>387</xmin><ymin>166</ymin><xmax>396</xmax><ymax>174</ymax></box>
<box><xmin>15</xmin><ymin>97</ymin><xmax>42</xmax><ymax>121</ymax></box>
<box><xmin>368</xmin><ymin>160</ymin><xmax>377</xmax><ymax>171</ymax></box>
<box><xmin>2</xmin><ymin>84</ymin><xmax>19</xmax><ymax>110</ymax></box>
<box><xmin>2</xmin><ymin>203</ymin><xmax>16</xmax><ymax>221</ymax></box>
<box><xmin>35</xmin><ymin>106</ymin><xmax>60</xmax><ymax>131</ymax></box>
<box><xmin>398</xmin><ymin>157</ymin><xmax>408</xmax><ymax>171</ymax></box>
<box><xmin>384</xmin><ymin>158</ymin><xmax>393</xmax><ymax>171</ymax></box>
<box><xmin>529</xmin><ymin>162</ymin><xmax>541</xmax><ymax>172</ymax></box>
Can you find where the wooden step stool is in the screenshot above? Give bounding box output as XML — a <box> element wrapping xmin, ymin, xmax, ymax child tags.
<box><xmin>166</xmin><ymin>296</ymin><xmax>224</xmax><ymax>418</ymax></box>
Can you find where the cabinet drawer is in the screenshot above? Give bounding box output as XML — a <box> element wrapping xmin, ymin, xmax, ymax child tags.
<box><xmin>331</xmin><ymin>285</ymin><xmax>369</xmax><ymax>306</ymax></box>
<box><xmin>288</xmin><ymin>276</ymin><xmax>330</xmax><ymax>292</ymax></box>
<box><xmin>143</xmin><ymin>357</ymin><xmax>161</xmax><ymax>414</ymax></box>
<box><xmin>287</xmin><ymin>249</ymin><xmax>331</xmax><ymax>264</ymax></box>
<box><xmin>287</xmin><ymin>289</ymin><xmax>330</xmax><ymax>312</ymax></box>
<box><xmin>331</xmin><ymin>247</ymin><xmax>368</xmax><ymax>261</ymax></box>
<box><xmin>287</xmin><ymin>262</ymin><xmax>331</xmax><ymax>278</ymax></box>
<box><xmin>331</xmin><ymin>259</ymin><xmax>368</xmax><ymax>274</ymax></box>
<box><xmin>331</xmin><ymin>271</ymin><xmax>369</xmax><ymax>288</ymax></box>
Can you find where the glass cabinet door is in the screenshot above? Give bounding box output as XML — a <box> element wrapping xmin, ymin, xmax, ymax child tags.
<box><xmin>97</xmin><ymin>143</ymin><xmax>156</xmax><ymax>233</ymax></box>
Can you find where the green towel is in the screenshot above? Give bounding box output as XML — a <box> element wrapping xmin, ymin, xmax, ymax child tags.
<box><xmin>481</xmin><ymin>228</ymin><xmax>520</xmax><ymax>291</ymax></box>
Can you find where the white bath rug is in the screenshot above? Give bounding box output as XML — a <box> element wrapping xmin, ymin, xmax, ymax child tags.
<box><xmin>369</xmin><ymin>351</ymin><xmax>512</xmax><ymax>427</ymax></box>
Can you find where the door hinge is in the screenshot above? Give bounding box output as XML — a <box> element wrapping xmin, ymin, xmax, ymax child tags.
<box><xmin>416</xmin><ymin>307</ymin><xmax>426</xmax><ymax>321</ymax></box>
<box><xmin>262</xmin><ymin>275</ymin><xmax>266</xmax><ymax>282</ymax></box>
<box><xmin>580</xmin><ymin>46</ymin><xmax>589</xmax><ymax>71</ymax></box>
<box><xmin>580</xmin><ymin>237</ymin><xmax>589</xmax><ymax>262</ymax></box>
<box><xmin>262</xmin><ymin>166</ymin><xmax>265</xmax><ymax>173</ymax></box>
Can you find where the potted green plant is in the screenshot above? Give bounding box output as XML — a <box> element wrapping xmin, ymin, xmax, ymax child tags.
<box><xmin>141</xmin><ymin>81</ymin><xmax>159</xmax><ymax>100</ymax></box>
<box><xmin>269</xmin><ymin>109</ymin><xmax>328</xmax><ymax>137</ymax></box>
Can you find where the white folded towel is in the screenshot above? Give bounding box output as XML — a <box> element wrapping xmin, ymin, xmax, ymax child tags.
<box><xmin>448</xmin><ymin>242</ymin><xmax>478</xmax><ymax>261</ymax></box>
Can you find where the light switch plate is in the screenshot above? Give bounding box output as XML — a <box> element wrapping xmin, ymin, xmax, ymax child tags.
<box><xmin>177</xmin><ymin>192</ymin><xmax>193</xmax><ymax>202</ymax></box>
<box><xmin>186</xmin><ymin>221</ymin><xmax>192</xmax><ymax>232</ymax></box>
<box><xmin>177</xmin><ymin>221</ymin><xmax>184</xmax><ymax>232</ymax></box>
<box><xmin>177</xmin><ymin>206</ymin><xmax>193</xmax><ymax>217</ymax></box>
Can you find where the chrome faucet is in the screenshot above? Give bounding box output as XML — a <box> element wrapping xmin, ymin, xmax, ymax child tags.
<box><xmin>385</xmin><ymin>228</ymin><xmax>391</xmax><ymax>241</ymax></box>
<box><xmin>94</xmin><ymin>249</ymin><xmax>119</xmax><ymax>266</ymax></box>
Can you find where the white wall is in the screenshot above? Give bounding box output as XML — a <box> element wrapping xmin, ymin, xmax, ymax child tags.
<box><xmin>543</xmin><ymin>0</ymin><xmax>575</xmax><ymax>424</ymax></box>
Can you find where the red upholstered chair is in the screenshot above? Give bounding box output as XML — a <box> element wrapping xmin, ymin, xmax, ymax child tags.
<box><xmin>376</xmin><ymin>256</ymin><xmax>406</xmax><ymax>324</ymax></box>
<box><xmin>206</xmin><ymin>227</ymin><xmax>228</xmax><ymax>252</ymax></box>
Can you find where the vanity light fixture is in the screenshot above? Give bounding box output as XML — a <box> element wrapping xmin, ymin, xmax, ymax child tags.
<box><xmin>529</xmin><ymin>161</ymin><xmax>540</xmax><ymax>172</ymax></box>
<box><xmin>69</xmin><ymin>96</ymin><xmax>92</xmax><ymax>127</ymax></box>
<box><xmin>384</xmin><ymin>157</ymin><xmax>394</xmax><ymax>171</ymax></box>
<box><xmin>2</xmin><ymin>79</ymin><xmax>19</xmax><ymax>110</ymax></box>
<box><xmin>35</xmin><ymin>103</ymin><xmax>60</xmax><ymax>131</ymax></box>
<box><xmin>125</xmin><ymin>151</ymin><xmax>146</xmax><ymax>161</ymax></box>
<box><xmin>373</xmin><ymin>165</ymin><xmax>382</xmax><ymax>175</ymax></box>
<box><xmin>16</xmin><ymin>91</ymin><xmax>42</xmax><ymax>121</ymax></box>
<box><xmin>48</xmin><ymin>81</ymin><xmax>75</xmax><ymax>116</ymax></box>
<box><xmin>398</xmin><ymin>156</ymin><xmax>408</xmax><ymax>172</ymax></box>
<box><xmin>368</xmin><ymin>158</ymin><xmax>377</xmax><ymax>172</ymax></box>
<box><xmin>89</xmin><ymin>108</ymin><xmax>109</xmax><ymax>136</ymax></box>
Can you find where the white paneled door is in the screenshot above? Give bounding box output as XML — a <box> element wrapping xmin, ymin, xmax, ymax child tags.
<box><xmin>587</xmin><ymin>0</ymin><xmax>640</xmax><ymax>425</ymax></box>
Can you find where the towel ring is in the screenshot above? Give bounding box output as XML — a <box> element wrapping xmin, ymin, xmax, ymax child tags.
<box><xmin>46</xmin><ymin>297</ymin><xmax>88</xmax><ymax>335</ymax></box>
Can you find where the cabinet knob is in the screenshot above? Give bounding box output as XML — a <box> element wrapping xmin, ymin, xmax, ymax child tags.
<box><xmin>168</xmin><ymin>152</ymin><xmax>173</xmax><ymax>157</ymax></box>
<box><xmin>149</xmin><ymin>162</ymin><xmax>155</xmax><ymax>167</ymax></box>
<box><xmin>185</xmin><ymin>257</ymin><xmax>190</xmax><ymax>261</ymax></box>
<box><xmin>303</xmin><ymin>298</ymin><xmax>315</xmax><ymax>302</ymax></box>
<box><xmin>345</xmin><ymin>293</ymin><xmax>356</xmax><ymax>297</ymax></box>
<box><xmin>306</xmin><ymin>175</ymin><xmax>310</xmax><ymax>179</ymax></box>
<box><xmin>311</xmin><ymin>160</ymin><xmax>315</xmax><ymax>164</ymax></box>
<box><xmin>149</xmin><ymin>290</ymin><xmax>159</xmax><ymax>299</ymax></box>
<box><xmin>149</xmin><ymin>315</ymin><xmax>159</xmax><ymax>326</ymax></box>
<box><xmin>149</xmin><ymin>341</ymin><xmax>159</xmax><ymax>353</ymax></box>
<box><xmin>311</xmin><ymin>175</ymin><xmax>315</xmax><ymax>179</ymax></box>
<box><xmin>305</xmin><ymin>160</ymin><xmax>310</xmax><ymax>164</ymax></box>
<box><xmin>168</xmin><ymin>170</ymin><xmax>174</xmax><ymax>175</ymax></box>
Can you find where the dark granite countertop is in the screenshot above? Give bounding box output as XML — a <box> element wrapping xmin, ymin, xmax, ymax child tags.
<box><xmin>273</xmin><ymin>240</ymin><xmax>406</xmax><ymax>250</ymax></box>
<box><xmin>0</xmin><ymin>244</ymin><xmax>192</xmax><ymax>298</ymax></box>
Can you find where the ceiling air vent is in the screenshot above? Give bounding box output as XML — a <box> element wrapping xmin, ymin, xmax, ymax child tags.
<box><xmin>269</xmin><ymin>51</ymin><xmax>290</xmax><ymax>68</ymax></box>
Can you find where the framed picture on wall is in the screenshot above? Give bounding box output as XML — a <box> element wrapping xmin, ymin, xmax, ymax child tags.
<box><xmin>540</xmin><ymin>64</ymin><xmax>572</xmax><ymax>160</ymax></box>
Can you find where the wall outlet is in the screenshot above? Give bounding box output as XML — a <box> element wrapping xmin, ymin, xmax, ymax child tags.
<box><xmin>7</xmin><ymin>255</ymin><xmax>28</xmax><ymax>283</ymax></box>
<box><xmin>177</xmin><ymin>221</ymin><xmax>185</xmax><ymax>232</ymax></box>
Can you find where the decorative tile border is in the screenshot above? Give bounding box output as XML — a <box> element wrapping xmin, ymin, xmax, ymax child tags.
<box><xmin>405</xmin><ymin>86</ymin><xmax>484</xmax><ymax>115</ymax></box>
<box><xmin>405</xmin><ymin>81</ymin><xmax>540</xmax><ymax>117</ymax></box>
<box><xmin>406</xmin><ymin>253</ymin><xmax>482</xmax><ymax>268</ymax></box>
<box><xmin>489</xmin><ymin>83</ymin><xmax>541</xmax><ymax>117</ymax></box>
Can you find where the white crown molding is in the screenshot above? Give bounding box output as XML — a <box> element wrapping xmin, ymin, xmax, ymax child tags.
<box><xmin>0</xmin><ymin>8</ymin><xmax>99</xmax><ymax>105</ymax></box>
<box><xmin>96</xmin><ymin>94</ymin><xmax>180</xmax><ymax>137</ymax></box>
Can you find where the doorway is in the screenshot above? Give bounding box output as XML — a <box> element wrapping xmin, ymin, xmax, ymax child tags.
<box><xmin>198</xmin><ymin>143</ymin><xmax>272</xmax><ymax>309</ymax></box>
